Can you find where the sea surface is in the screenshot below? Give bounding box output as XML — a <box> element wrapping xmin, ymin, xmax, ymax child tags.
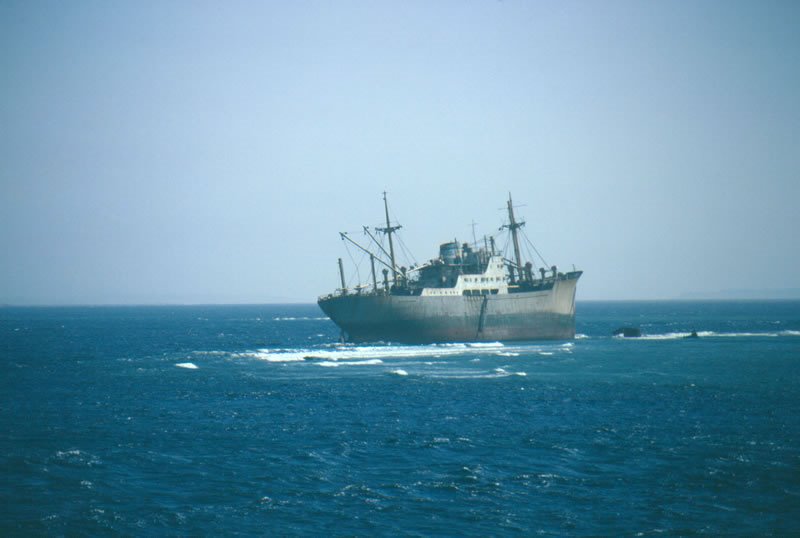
<box><xmin>2</xmin><ymin>301</ymin><xmax>799</xmax><ymax>536</ymax></box>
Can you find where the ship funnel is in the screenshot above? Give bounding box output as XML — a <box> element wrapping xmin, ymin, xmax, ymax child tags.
<box><xmin>440</xmin><ymin>242</ymin><xmax>460</xmax><ymax>265</ymax></box>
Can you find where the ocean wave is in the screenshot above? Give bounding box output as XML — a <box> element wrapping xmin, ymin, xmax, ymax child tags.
<box><xmin>176</xmin><ymin>362</ymin><xmax>199</xmax><ymax>369</ymax></box>
<box><xmin>317</xmin><ymin>359</ymin><xmax>383</xmax><ymax>368</ymax></box>
<box><xmin>235</xmin><ymin>350</ymin><xmax>305</xmax><ymax>362</ymax></box>
<box><xmin>243</xmin><ymin>340</ymin><xmax>575</xmax><ymax>364</ymax></box>
<box><xmin>618</xmin><ymin>330</ymin><xmax>800</xmax><ymax>340</ymax></box>
<box><xmin>248</xmin><ymin>344</ymin><xmax>483</xmax><ymax>363</ymax></box>
<box><xmin>631</xmin><ymin>332</ymin><xmax>708</xmax><ymax>341</ymax></box>
<box><xmin>272</xmin><ymin>317</ymin><xmax>329</xmax><ymax>321</ymax></box>
<box><xmin>493</xmin><ymin>367</ymin><xmax>526</xmax><ymax>377</ymax></box>
<box><xmin>52</xmin><ymin>449</ymin><xmax>101</xmax><ymax>467</ymax></box>
<box><xmin>709</xmin><ymin>332</ymin><xmax>779</xmax><ymax>338</ymax></box>
<box><xmin>428</xmin><ymin>369</ymin><xmax>528</xmax><ymax>380</ymax></box>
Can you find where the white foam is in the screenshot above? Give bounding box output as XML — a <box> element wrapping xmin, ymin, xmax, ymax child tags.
<box><xmin>491</xmin><ymin>367</ymin><xmax>526</xmax><ymax>377</ymax></box>
<box><xmin>631</xmin><ymin>330</ymin><xmax>792</xmax><ymax>340</ymax></box>
<box><xmin>236</xmin><ymin>339</ymin><xmax>578</xmax><ymax>366</ymax></box>
<box><xmin>249</xmin><ymin>342</ymin><xmax>513</xmax><ymax>363</ymax></box>
<box><xmin>635</xmin><ymin>332</ymin><xmax>696</xmax><ymax>341</ymax></box>
<box><xmin>318</xmin><ymin>359</ymin><xmax>383</xmax><ymax>368</ymax></box>
<box><xmin>429</xmin><ymin>371</ymin><xmax>520</xmax><ymax>380</ymax></box>
<box><xmin>235</xmin><ymin>350</ymin><xmax>306</xmax><ymax>362</ymax></box>
<box><xmin>176</xmin><ymin>362</ymin><xmax>198</xmax><ymax>369</ymax></box>
<box><xmin>390</xmin><ymin>369</ymin><xmax>409</xmax><ymax>376</ymax></box>
<box><xmin>272</xmin><ymin>316</ymin><xmax>329</xmax><ymax>321</ymax></box>
<box><xmin>575</xmin><ymin>333</ymin><xmax>590</xmax><ymax>339</ymax></box>
<box><xmin>715</xmin><ymin>332</ymin><xmax>779</xmax><ymax>338</ymax></box>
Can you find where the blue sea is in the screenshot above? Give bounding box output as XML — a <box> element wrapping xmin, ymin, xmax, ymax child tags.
<box><xmin>2</xmin><ymin>301</ymin><xmax>799</xmax><ymax>536</ymax></box>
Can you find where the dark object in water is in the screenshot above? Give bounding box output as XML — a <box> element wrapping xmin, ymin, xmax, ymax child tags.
<box><xmin>613</xmin><ymin>327</ymin><xmax>641</xmax><ymax>338</ymax></box>
<box><xmin>686</xmin><ymin>331</ymin><xmax>699</xmax><ymax>338</ymax></box>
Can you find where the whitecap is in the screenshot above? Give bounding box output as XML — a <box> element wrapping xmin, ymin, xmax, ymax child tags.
<box><xmin>467</xmin><ymin>342</ymin><xmax>504</xmax><ymax>348</ymax></box>
<box><xmin>242</xmin><ymin>340</ymin><xmax>565</xmax><ymax>365</ymax></box>
<box><xmin>318</xmin><ymin>359</ymin><xmax>383</xmax><ymax>368</ymax></box>
<box><xmin>635</xmin><ymin>332</ymin><xmax>694</xmax><ymax>340</ymax></box>
<box><xmin>635</xmin><ymin>331</ymin><xmax>785</xmax><ymax>340</ymax></box>
<box><xmin>176</xmin><ymin>362</ymin><xmax>198</xmax><ymax>369</ymax></box>
<box><xmin>272</xmin><ymin>316</ymin><xmax>329</xmax><ymax>321</ymax></box>
<box><xmin>389</xmin><ymin>369</ymin><xmax>409</xmax><ymax>376</ymax></box>
<box><xmin>250</xmin><ymin>342</ymin><xmax>507</xmax><ymax>363</ymax></box>
<box><xmin>235</xmin><ymin>350</ymin><xmax>306</xmax><ymax>362</ymax></box>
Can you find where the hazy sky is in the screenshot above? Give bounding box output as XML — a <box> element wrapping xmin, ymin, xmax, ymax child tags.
<box><xmin>1</xmin><ymin>1</ymin><xmax>798</xmax><ymax>304</ymax></box>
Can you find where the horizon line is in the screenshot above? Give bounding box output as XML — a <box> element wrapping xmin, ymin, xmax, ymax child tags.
<box><xmin>3</xmin><ymin>297</ymin><xmax>800</xmax><ymax>308</ymax></box>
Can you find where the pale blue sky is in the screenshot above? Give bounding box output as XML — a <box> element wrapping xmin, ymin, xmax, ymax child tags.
<box><xmin>1</xmin><ymin>1</ymin><xmax>798</xmax><ymax>304</ymax></box>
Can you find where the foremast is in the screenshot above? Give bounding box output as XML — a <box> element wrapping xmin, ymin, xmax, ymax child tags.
<box><xmin>376</xmin><ymin>191</ymin><xmax>401</xmax><ymax>286</ymax></box>
<box><xmin>501</xmin><ymin>193</ymin><xmax>525</xmax><ymax>283</ymax></box>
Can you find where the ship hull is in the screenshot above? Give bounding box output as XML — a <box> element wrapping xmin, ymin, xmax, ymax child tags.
<box><xmin>318</xmin><ymin>273</ymin><xmax>580</xmax><ymax>343</ymax></box>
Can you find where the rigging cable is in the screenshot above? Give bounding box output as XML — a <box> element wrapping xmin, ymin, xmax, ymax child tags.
<box><xmin>497</xmin><ymin>229</ymin><xmax>512</xmax><ymax>265</ymax></box>
<box><xmin>395</xmin><ymin>234</ymin><xmax>418</xmax><ymax>268</ymax></box>
<box><xmin>342</xmin><ymin>236</ymin><xmax>367</xmax><ymax>288</ymax></box>
<box><xmin>522</xmin><ymin>232</ymin><xmax>549</xmax><ymax>268</ymax></box>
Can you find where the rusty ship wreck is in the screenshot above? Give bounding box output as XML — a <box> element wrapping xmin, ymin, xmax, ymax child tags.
<box><xmin>317</xmin><ymin>194</ymin><xmax>582</xmax><ymax>343</ymax></box>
